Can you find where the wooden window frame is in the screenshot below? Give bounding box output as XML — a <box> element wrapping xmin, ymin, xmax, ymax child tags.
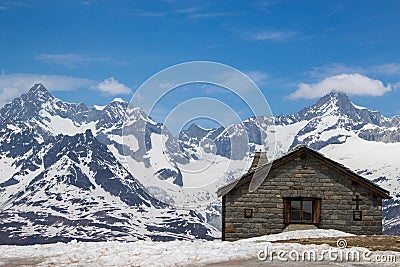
<box><xmin>291</xmin><ymin>199</ymin><xmax>313</xmax><ymax>223</ymax></box>
<box><xmin>284</xmin><ymin>198</ymin><xmax>321</xmax><ymax>225</ymax></box>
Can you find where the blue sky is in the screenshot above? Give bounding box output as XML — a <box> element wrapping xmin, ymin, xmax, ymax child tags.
<box><xmin>1</xmin><ymin>0</ymin><xmax>400</xmax><ymax>129</ymax></box>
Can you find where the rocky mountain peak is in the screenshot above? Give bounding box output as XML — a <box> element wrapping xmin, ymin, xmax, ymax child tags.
<box><xmin>315</xmin><ymin>91</ymin><xmax>351</xmax><ymax>109</ymax></box>
<box><xmin>0</xmin><ymin>84</ymin><xmax>54</xmax><ymax>122</ymax></box>
<box><xmin>0</xmin><ymin>84</ymin><xmax>92</xmax><ymax>125</ymax></box>
<box><xmin>295</xmin><ymin>91</ymin><xmax>365</xmax><ymax>122</ymax></box>
<box><xmin>26</xmin><ymin>83</ymin><xmax>55</xmax><ymax>102</ymax></box>
<box><xmin>311</xmin><ymin>91</ymin><xmax>358</xmax><ymax>116</ymax></box>
<box><xmin>184</xmin><ymin>123</ymin><xmax>210</xmax><ymax>138</ymax></box>
<box><xmin>29</xmin><ymin>83</ymin><xmax>49</xmax><ymax>93</ymax></box>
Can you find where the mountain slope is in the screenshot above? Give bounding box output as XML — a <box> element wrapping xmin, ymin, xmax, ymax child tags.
<box><xmin>0</xmin><ymin>85</ymin><xmax>218</xmax><ymax>244</ymax></box>
<box><xmin>0</xmin><ymin>130</ymin><xmax>218</xmax><ymax>244</ymax></box>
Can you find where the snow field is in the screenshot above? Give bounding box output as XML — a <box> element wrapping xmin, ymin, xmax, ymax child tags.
<box><xmin>2</xmin><ymin>229</ymin><xmax>393</xmax><ymax>267</ymax></box>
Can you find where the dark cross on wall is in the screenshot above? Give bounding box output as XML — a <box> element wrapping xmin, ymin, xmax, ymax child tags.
<box><xmin>352</xmin><ymin>195</ymin><xmax>362</xmax><ymax>210</ymax></box>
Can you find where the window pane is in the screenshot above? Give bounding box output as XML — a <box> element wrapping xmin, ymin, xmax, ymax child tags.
<box><xmin>291</xmin><ymin>200</ymin><xmax>300</xmax><ymax>211</ymax></box>
<box><xmin>302</xmin><ymin>201</ymin><xmax>312</xmax><ymax>222</ymax></box>
<box><xmin>291</xmin><ymin>201</ymin><xmax>301</xmax><ymax>222</ymax></box>
<box><xmin>291</xmin><ymin>211</ymin><xmax>301</xmax><ymax>221</ymax></box>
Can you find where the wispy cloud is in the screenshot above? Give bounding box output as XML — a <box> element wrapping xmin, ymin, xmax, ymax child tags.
<box><xmin>139</xmin><ymin>11</ymin><xmax>165</xmax><ymax>17</ymax></box>
<box><xmin>177</xmin><ymin>7</ymin><xmax>199</xmax><ymax>14</ymax></box>
<box><xmin>174</xmin><ymin>5</ymin><xmax>234</xmax><ymax>20</ymax></box>
<box><xmin>189</xmin><ymin>12</ymin><xmax>236</xmax><ymax>19</ymax></box>
<box><xmin>369</xmin><ymin>63</ymin><xmax>400</xmax><ymax>76</ymax></box>
<box><xmin>92</xmin><ymin>77</ymin><xmax>131</xmax><ymax>95</ymax></box>
<box><xmin>255</xmin><ymin>0</ymin><xmax>278</xmax><ymax>11</ymax></box>
<box><xmin>158</xmin><ymin>82</ymin><xmax>179</xmax><ymax>90</ymax></box>
<box><xmin>306</xmin><ymin>62</ymin><xmax>400</xmax><ymax>80</ymax></box>
<box><xmin>9</xmin><ymin>1</ymin><xmax>26</xmax><ymax>7</ymax></box>
<box><xmin>305</xmin><ymin>63</ymin><xmax>364</xmax><ymax>80</ymax></box>
<box><xmin>205</xmin><ymin>44</ymin><xmax>223</xmax><ymax>49</ymax></box>
<box><xmin>36</xmin><ymin>53</ymin><xmax>124</xmax><ymax>68</ymax></box>
<box><xmin>210</xmin><ymin>69</ymin><xmax>270</xmax><ymax>96</ymax></box>
<box><xmin>250</xmin><ymin>30</ymin><xmax>298</xmax><ymax>42</ymax></box>
<box><xmin>288</xmin><ymin>73</ymin><xmax>392</xmax><ymax>99</ymax></box>
<box><xmin>0</xmin><ymin>1</ymin><xmax>27</xmax><ymax>10</ymax></box>
<box><xmin>323</xmin><ymin>3</ymin><xmax>344</xmax><ymax>17</ymax></box>
<box><xmin>245</xmin><ymin>71</ymin><xmax>269</xmax><ymax>86</ymax></box>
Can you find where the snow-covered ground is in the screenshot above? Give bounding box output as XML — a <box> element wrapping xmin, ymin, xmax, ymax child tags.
<box><xmin>1</xmin><ymin>229</ymin><xmax>398</xmax><ymax>266</ymax></box>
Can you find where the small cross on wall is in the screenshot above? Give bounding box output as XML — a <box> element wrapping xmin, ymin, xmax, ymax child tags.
<box><xmin>352</xmin><ymin>194</ymin><xmax>362</xmax><ymax>210</ymax></box>
<box><xmin>352</xmin><ymin>194</ymin><xmax>363</xmax><ymax>221</ymax></box>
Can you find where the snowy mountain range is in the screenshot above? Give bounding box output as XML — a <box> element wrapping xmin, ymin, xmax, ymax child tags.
<box><xmin>0</xmin><ymin>84</ymin><xmax>399</xmax><ymax>244</ymax></box>
<box><xmin>0</xmin><ymin>84</ymin><xmax>218</xmax><ymax>244</ymax></box>
<box><xmin>178</xmin><ymin>92</ymin><xmax>400</xmax><ymax>234</ymax></box>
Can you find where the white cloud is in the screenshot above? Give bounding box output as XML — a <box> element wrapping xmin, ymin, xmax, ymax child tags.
<box><xmin>36</xmin><ymin>53</ymin><xmax>93</xmax><ymax>67</ymax></box>
<box><xmin>256</xmin><ymin>0</ymin><xmax>276</xmax><ymax>9</ymax></box>
<box><xmin>251</xmin><ymin>30</ymin><xmax>297</xmax><ymax>41</ymax></box>
<box><xmin>36</xmin><ymin>53</ymin><xmax>123</xmax><ymax>68</ymax></box>
<box><xmin>139</xmin><ymin>11</ymin><xmax>165</xmax><ymax>17</ymax></box>
<box><xmin>306</xmin><ymin>62</ymin><xmax>400</xmax><ymax>80</ymax></box>
<box><xmin>189</xmin><ymin>12</ymin><xmax>235</xmax><ymax>19</ymax></box>
<box><xmin>288</xmin><ymin>73</ymin><xmax>392</xmax><ymax>99</ymax></box>
<box><xmin>0</xmin><ymin>87</ymin><xmax>22</xmax><ymax>106</ymax></box>
<box><xmin>0</xmin><ymin>73</ymin><xmax>95</xmax><ymax>106</ymax></box>
<box><xmin>245</xmin><ymin>71</ymin><xmax>269</xmax><ymax>86</ymax></box>
<box><xmin>305</xmin><ymin>63</ymin><xmax>364</xmax><ymax>80</ymax></box>
<box><xmin>158</xmin><ymin>82</ymin><xmax>179</xmax><ymax>90</ymax></box>
<box><xmin>93</xmin><ymin>77</ymin><xmax>131</xmax><ymax>95</ymax></box>
<box><xmin>213</xmin><ymin>70</ymin><xmax>269</xmax><ymax>93</ymax></box>
<box><xmin>146</xmin><ymin>70</ymin><xmax>268</xmax><ymax>96</ymax></box>
<box><xmin>177</xmin><ymin>7</ymin><xmax>199</xmax><ymax>14</ymax></box>
<box><xmin>369</xmin><ymin>63</ymin><xmax>400</xmax><ymax>76</ymax></box>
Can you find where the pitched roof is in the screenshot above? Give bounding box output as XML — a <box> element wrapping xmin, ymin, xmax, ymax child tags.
<box><xmin>217</xmin><ymin>146</ymin><xmax>391</xmax><ymax>199</ymax></box>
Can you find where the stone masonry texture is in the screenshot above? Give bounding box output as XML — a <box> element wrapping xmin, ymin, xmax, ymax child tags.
<box><xmin>223</xmin><ymin>154</ymin><xmax>383</xmax><ymax>241</ymax></box>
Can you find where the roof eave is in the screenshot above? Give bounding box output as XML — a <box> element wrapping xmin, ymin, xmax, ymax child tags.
<box><xmin>217</xmin><ymin>146</ymin><xmax>392</xmax><ymax>199</ymax></box>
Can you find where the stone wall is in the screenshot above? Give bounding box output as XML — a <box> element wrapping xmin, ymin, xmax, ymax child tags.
<box><xmin>223</xmin><ymin>153</ymin><xmax>383</xmax><ymax>241</ymax></box>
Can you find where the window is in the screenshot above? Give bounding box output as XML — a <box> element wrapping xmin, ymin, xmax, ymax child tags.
<box><xmin>244</xmin><ymin>208</ymin><xmax>253</xmax><ymax>218</ymax></box>
<box><xmin>284</xmin><ymin>198</ymin><xmax>320</xmax><ymax>224</ymax></box>
<box><xmin>353</xmin><ymin>211</ymin><xmax>362</xmax><ymax>221</ymax></box>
